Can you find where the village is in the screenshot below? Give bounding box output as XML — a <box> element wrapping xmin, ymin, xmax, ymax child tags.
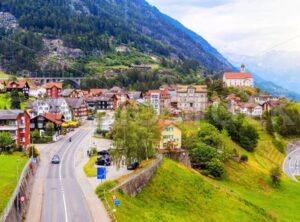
<box><xmin>0</xmin><ymin>65</ymin><xmax>284</xmax><ymax>150</ymax></box>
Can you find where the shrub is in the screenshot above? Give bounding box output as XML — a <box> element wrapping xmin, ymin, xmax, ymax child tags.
<box><xmin>90</xmin><ymin>147</ymin><xmax>97</xmax><ymax>156</ymax></box>
<box><xmin>239</xmin><ymin>124</ymin><xmax>259</xmax><ymax>152</ymax></box>
<box><xmin>95</xmin><ymin>181</ymin><xmax>118</xmax><ymax>200</ymax></box>
<box><xmin>207</xmin><ymin>158</ymin><xmax>224</xmax><ymax>178</ymax></box>
<box><xmin>27</xmin><ymin>145</ymin><xmax>40</xmax><ymax>158</ymax></box>
<box><xmin>240</xmin><ymin>154</ymin><xmax>248</xmax><ymax>162</ymax></box>
<box><xmin>270</xmin><ymin>166</ymin><xmax>281</xmax><ymax>187</ymax></box>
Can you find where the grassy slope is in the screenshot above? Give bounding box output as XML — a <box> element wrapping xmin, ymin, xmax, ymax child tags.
<box><xmin>0</xmin><ymin>71</ymin><xmax>9</xmax><ymax>78</ymax></box>
<box><xmin>0</xmin><ymin>94</ymin><xmax>34</xmax><ymax>109</ymax></box>
<box><xmin>101</xmin><ymin>159</ymin><xmax>276</xmax><ymax>222</ymax></box>
<box><xmin>210</xmin><ymin>118</ymin><xmax>300</xmax><ymax>222</ymax></box>
<box><xmin>0</xmin><ymin>153</ymin><xmax>28</xmax><ymax>214</ymax></box>
<box><xmin>100</xmin><ymin>119</ymin><xmax>300</xmax><ymax>222</ymax></box>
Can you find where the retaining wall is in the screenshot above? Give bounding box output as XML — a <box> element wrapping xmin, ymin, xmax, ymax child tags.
<box><xmin>0</xmin><ymin>159</ymin><xmax>39</xmax><ymax>222</ymax></box>
<box><xmin>111</xmin><ymin>155</ymin><xmax>163</xmax><ymax>196</ymax></box>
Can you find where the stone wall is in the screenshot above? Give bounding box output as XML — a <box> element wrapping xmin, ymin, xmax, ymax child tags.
<box><xmin>167</xmin><ymin>150</ymin><xmax>191</xmax><ymax>167</ymax></box>
<box><xmin>1</xmin><ymin>159</ymin><xmax>39</xmax><ymax>222</ymax></box>
<box><xmin>111</xmin><ymin>155</ymin><xmax>163</xmax><ymax>197</ymax></box>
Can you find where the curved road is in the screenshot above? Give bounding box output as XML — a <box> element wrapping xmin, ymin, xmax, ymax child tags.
<box><xmin>283</xmin><ymin>147</ymin><xmax>300</xmax><ymax>182</ymax></box>
<box><xmin>42</xmin><ymin>128</ymin><xmax>92</xmax><ymax>222</ymax></box>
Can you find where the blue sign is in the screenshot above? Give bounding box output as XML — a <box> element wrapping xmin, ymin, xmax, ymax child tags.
<box><xmin>114</xmin><ymin>200</ymin><xmax>121</xmax><ymax>207</ymax></box>
<box><xmin>97</xmin><ymin>167</ymin><xmax>106</xmax><ymax>180</ymax></box>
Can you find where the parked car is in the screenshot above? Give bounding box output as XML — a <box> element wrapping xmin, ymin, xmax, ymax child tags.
<box><xmin>95</xmin><ymin>156</ymin><xmax>111</xmax><ymax>166</ymax></box>
<box><xmin>98</xmin><ymin>150</ymin><xmax>109</xmax><ymax>156</ymax></box>
<box><xmin>87</xmin><ymin>116</ymin><xmax>94</xmax><ymax>120</ymax></box>
<box><xmin>51</xmin><ymin>154</ymin><xmax>60</xmax><ymax>164</ymax></box>
<box><xmin>127</xmin><ymin>161</ymin><xmax>139</xmax><ymax>170</ymax></box>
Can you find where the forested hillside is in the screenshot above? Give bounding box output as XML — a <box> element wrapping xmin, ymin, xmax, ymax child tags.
<box><xmin>0</xmin><ymin>0</ymin><xmax>233</xmax><ymax>76</ymax></box>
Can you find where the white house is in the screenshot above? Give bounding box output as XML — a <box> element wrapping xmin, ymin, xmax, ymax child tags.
<box><xmin>223</xmin><ymin>65</ymin><xmax>254</xmax><ymax>88</ymax></box>
<box><xmin>29</xmin><ymin>86</ymin><xmax>46</xmax><ymax>98</ymax></box>
<box><xmin>27</xmin><ymin>98</ymin><xmax>73</xmax><ymax>122</ymax></box>
<box><xmin>237</xmin><ymin>103</ymin><xmax>263</xmax><ymax>117</ymax></box>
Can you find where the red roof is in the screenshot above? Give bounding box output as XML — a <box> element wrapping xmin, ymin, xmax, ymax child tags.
<box><xmin>6</xmin><ymin>80</ymin><xmax>29</xmax><ymax>89</ymax></box>
<box><xmin>45</xmin><ymin>82</ymin><xmax>63</xmax><ymax>89</ymax></box>
<box><xmin>41</xmin><ymin>113</ymin><xmax>63</xmax><ymax>125</ymax></box>
<box><xmin>159</xmin><ymin>120</ymin><xmax>177</xmax><ymax>128</ymax></box>
<box><xmin>224</xmin><ymin>72</ymin><xmax>253</xmax><ymax>79</ymax></box>
<box><xmin>146</xmin><ymin>89</ymin><xmax>169</xmax><ymax>97</ymax></box>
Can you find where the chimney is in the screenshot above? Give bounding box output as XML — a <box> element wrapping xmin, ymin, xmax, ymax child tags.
<box><xmin>240</xmin><ymin>64</ymin><xmax>246</xmax><ymax>73</ymax></box>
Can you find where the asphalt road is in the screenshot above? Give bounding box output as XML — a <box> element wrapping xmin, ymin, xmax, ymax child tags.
<box><xmin>283</xmin><ymin>147</ymin><xmax>300</xmax><ymax>181</ymax></box>
<box><xmin>42</xmin><ymin>128</ymin><xmax>93</xmax><ymax>222</ymax></box>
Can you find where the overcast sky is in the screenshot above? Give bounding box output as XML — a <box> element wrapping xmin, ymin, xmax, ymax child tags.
<box><xmin>147</xmin><ymin>0</ymin><xmax>300</xmax><ymax>58</ymax></box>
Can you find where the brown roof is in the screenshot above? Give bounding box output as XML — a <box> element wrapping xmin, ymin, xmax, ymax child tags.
<box><xmin>224</xmin><ymin>72</ymin><xmax>253</xmax><ymax>79</ymax></box>
<box><xmin>45</xmin><ymin>82</ymin><xmax>63</xmax><ymax>89</ymax></box>
<box><xmin>226</xmin><ymin>94</ymin><xmax>241</xmax><ymax>101</ymax></box>
<box><xmin>89</xmin><ymin>89</ymin><xmax>107</xmax><ymax>96</ymax></box>
<box><xmin>177</xmin><ymin>85</ymin><xmax>207</xmax><ymax>93</ymax></box>
<box><xmin>6</xmin><ymin>80</ymin><xmax>29</xmax><ymax>89</ymax></box>
<box><xmin>41</xmin><ymin>113</ymin><xmax>63</xmax><ymax>125</ymax></box>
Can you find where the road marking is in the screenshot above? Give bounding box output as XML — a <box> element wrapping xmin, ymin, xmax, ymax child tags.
<box><xmin>59</xmin><ymin>139</ymin><xmax>73</xmax><ymax>222</ymax></box>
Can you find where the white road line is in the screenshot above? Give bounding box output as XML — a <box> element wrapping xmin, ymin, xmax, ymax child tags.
<box><xmin>59</xmin><ymin>139</ymin><xmax>73</xmax><ymax>222</ymax></box>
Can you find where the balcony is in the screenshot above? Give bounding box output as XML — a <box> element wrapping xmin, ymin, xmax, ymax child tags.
<box><xmin>0</xmin><ymin>125</ymin><xmax>17</xmax><ymax>131</ymax></box>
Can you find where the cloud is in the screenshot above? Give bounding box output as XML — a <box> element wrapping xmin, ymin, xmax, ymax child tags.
<box><xmin>147</xmin><ymin>0</ymin><xmax>300</xmax><ymax>56</ymax></box>
<box><xmin>148</xmin><ymin>0</ymin><xmax>233</xmax><ymax>8</ymax></box>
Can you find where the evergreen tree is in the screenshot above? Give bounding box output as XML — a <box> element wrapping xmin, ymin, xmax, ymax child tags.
<box><xmin>10</xmin><ymin>90</ymin><xmax>21</xmax><ymax>109</ymax></box>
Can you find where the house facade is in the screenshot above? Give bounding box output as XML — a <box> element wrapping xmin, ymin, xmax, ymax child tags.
<box><xmin>62</xmin><ymin>89</ymin><xmax>82</xmax><ymax>98</ymax></box>
<box><xmin>86</xmin><ymin>93</ymin><xmax>115</xmax><ymax>110</ymax></box>
<box><xmin>30</xmin><ymin>113</ymin><xmax>63</xmax><ymax>135</ymax></box>
<box><xmin>177</xmin><ymin>85</ymin><xmax>208</xmax><ymax>113</ymax></box>
<box><xmin>0</xmin><ymin>110</ymin><xmax>31</xmax><ymax>147</ymax></box>
<box><xmin>45</xmin><ymin>82</ymin><xmax>63</xmax><ymax>98</ymax></box>
<box><xmin>27</xmin><ymin>98</ymin><xmax>73</xmax><ymax>122</ymax></box>
<box><xmin>6</xmin><ymin>80</ymin><xmax>30</xmax><ymax>98</ymax></box>
<box><xmin>237</xmin><ymin>103</ymin><xmax>263</xmax><ymax>117</ymax></box>
<box><xmin>223</xmin><ymin>65</ymin><xmax>254</xmax><ymax>88</ymax></box>
<box><xmin>158</xmin><ymin>120</ymin><xmax>182</xmax><ymax>150</ymax></box>
<box><xmin>145</xmin><ymin>89</ymin><xmax>171</xmax><ymax>115</ymax></box>
<box><xmin>65</xmin><ymin>98</ymin><xmax>88</xmax><ymax>120</ymax></box>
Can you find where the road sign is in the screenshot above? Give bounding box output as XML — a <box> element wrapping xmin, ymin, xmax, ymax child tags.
<box><xmin>114</xmin><ymin>200</ymin><xmax>121</xmax><ymax>207</ymax></box>
<box><xmin>97</xmin><ymin>167</ymin><xmax>106</xmax><ymax>180</ymax></box>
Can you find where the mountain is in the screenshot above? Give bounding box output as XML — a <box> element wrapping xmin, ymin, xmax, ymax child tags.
<box><xmin>253</xmin><ymin>74</ymin><xmax>300</xmax><ymax>102</ymax></box>
<box><xmin>0</xmin><ymin>0</ymin><xmax>234</xmax><ymax>75</ymax></box>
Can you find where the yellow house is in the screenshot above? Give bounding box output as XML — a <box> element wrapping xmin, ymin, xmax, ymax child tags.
<box><xmin>158</xmin><ymin>120</ymin><xmax>182</xmax><ymax>150</ymax></box>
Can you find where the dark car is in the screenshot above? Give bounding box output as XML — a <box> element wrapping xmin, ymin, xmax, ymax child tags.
<box><xmin>127</xmin><ymin>161</ymin><xmax>139</xmax><ymax>170</ymax></box>
<box><xmin>51</xmin><ymin>155</ymin><xmax>60</xmax><ymax>164</ymax></box>
<box><xmin>87</xmin><ymin>116</ymin><xmax>94</xmax><ymax>120</ymax></box>
<box><xmin>95</xmin><ymin>156</ymin><xmax>111</xmax><ymax>166</ymax></box>
<box><xmin>98</xmin><ymin>150</ymin><xmax>109</xmax><ymax>156</ymax></box>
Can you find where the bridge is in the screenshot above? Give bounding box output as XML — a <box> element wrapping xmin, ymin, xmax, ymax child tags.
<box><xmin>0</xmin><ymin>77</ymin><xmax>84</xmax><ymax>88</ymax></box>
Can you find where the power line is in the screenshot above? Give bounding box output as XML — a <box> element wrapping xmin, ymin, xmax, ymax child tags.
<box><xmin>258</xmin><ymin>33</ymin><xmax>300</xmax><ymax>56</ymax></box>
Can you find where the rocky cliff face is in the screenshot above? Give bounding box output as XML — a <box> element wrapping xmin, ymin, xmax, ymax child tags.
<box><xmin>0</xmin><ymin>12</ymin><xmax>18</xmax><ymax>29</ymax></box>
